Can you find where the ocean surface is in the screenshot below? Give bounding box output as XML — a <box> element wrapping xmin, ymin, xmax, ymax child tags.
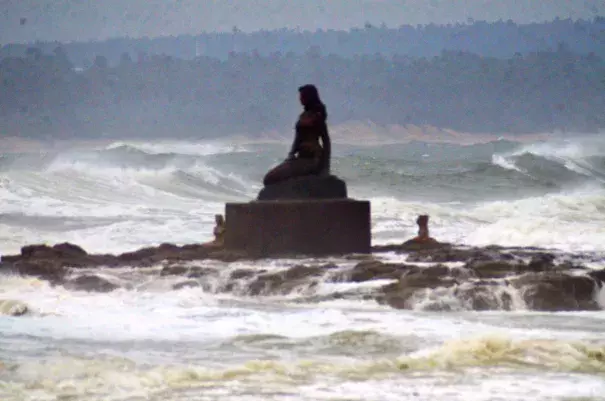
<box><xmin>1</xmin><ymin>135</ymin><xmax>605</xmax><ymax>400</ymax></box>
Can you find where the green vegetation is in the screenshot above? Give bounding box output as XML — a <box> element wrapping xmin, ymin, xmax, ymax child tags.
<box><xmin>1</xmin><ymin>18</ymin><xmax>603</xmax><ymax>139</ymax></box>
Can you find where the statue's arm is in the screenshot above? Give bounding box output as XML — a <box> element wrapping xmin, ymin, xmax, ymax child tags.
<box><xmin>319</xmin><ymin>123</ymin><xmax>331</xmax><ymax>174</ymax></box>
<box><xmin>287</xmin><ymin>132</ymin><xmax>300</xmax><ymax>160</ymax></box>
<box><xmin>287</xmin><ymin>115</ymin><xmax>305</xmax><ymax>160</ymax></box>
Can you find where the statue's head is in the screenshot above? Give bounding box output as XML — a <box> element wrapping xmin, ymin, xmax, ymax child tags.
<box><xmin>215</xmin><ymin>214</ymin><xmax>224</xmax><ymax>225</ymax></box>
<box><xmin>416</xmin><ymin>215</ymin><xmax>429</xmax><ymax>226</ymax></box>
<box><xmin>298</xmin><ymin>84</ymin><xmax>321</xmax><ymax>107</ymax></box>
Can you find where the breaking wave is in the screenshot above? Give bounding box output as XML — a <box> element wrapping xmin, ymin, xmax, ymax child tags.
<box><xmin>1</xmin><ymin>334</ymin><xmax>604</xmax><ymax>401</ymax></box>
<box><xmin>1</xmin><ymin>135</ymin><xmax>605</xmax><ymax>254</ymax></box>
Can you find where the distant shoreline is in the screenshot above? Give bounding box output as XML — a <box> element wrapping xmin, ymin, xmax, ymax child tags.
<box><xmin>0</xmin><ymin>122</ymin><xmax>557</xmax><ymax>154</ymax></box>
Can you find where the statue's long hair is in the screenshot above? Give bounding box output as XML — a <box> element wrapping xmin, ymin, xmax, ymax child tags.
<box><xmin>298</xmin><ymin>84</ymin><xmax>327</xmax><ymax>120</ymax></box>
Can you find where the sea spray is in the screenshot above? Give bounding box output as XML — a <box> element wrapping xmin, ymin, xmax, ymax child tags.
<box><xmin>3</xmin><ymin>136</ymin><xmax>605</xmax><ymax>400</ymax></box>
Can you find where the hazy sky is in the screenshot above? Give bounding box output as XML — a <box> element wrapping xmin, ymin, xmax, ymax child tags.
<box><xmin>1</xmin><ymin>0</ymin><xmax>604</xmax><ymax>44</ymax></box>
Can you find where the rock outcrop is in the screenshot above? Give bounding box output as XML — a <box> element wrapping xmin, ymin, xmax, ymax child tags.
<box><xmin>511</xmin><ymin>272</ymin><xmax>600</xmax><ymax>311</ymax></box>
<box><xmin>0</xmin><ymin>242</ymin><xmax>249</xmax><ymax>278</ymax></box>
<box><xmin>63</xmin><ymin>275</ymin><xmax>120</xmax><ymax>293</ymax></box>
<box><xmin>2</xmin><ymin>240</ymin><xmax>605</xmax><ymax>313</ymax></box>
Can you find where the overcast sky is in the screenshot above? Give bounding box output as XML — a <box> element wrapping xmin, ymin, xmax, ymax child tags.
<box><xmin>1</xmin><ymin>0</ymin><xmax>604</xmax><ymax>44</ymax></box>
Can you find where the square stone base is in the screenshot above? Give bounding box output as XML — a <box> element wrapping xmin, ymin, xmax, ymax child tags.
<box><xmin>224</xmin><ymin>199</ymin><xmax>371</xmax><ymax>257</ymax></box>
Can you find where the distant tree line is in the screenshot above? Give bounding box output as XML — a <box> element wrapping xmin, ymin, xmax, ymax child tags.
<box><xmin>1</xmin><ymin>41</ymin><xmax>603</xmax><ymax>139</ymax></box>
<box><xmin>1</xmin><ymin>17</ymin><xmax>604</xmax><ymax>68</ymax></box>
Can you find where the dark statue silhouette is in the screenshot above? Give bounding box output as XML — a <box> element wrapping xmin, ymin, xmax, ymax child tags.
<box><xmin>258</xmin><ymin>85</ymin><xmax>347</xmax><ymax>201</ymax></box>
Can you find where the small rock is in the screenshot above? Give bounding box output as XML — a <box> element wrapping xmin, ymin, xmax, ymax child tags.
<box><xmin>345</xmin><ymin>260</ymin><xmax>411</xmax><ymax>283</ymax></box>
<box><xmin>455</xmin><ymin>283</ymin><xmax>513</xmax><ymax>311</ymax></box>
<box><xmin>467</xmin><ymin>260</ymin><xmax>528</xmax><ymax>279</ymax></box>
<box><xmin>283</xmin><ymin>264</ymin><xmax>326</xmax><ymax>280</ymax></box>
<box><xmin>512</xmin><ymin>272</ymin><xmax>599</xmax><ymax>311</ymax></box>
<box><xmin>590</xmin><ymin>269</ymin><xmax>605</xmax><ymax>286</ymax></box>
<box><xmin>13</xmin><ymin>260</ymin><xmax>67</xmax><ymax>283</ymax></box>
<box><xmin>52</xmin><ymin>242</ymin><xmax>87</xmax><ymax>258</ymax></box>
<box><xmin>173</xmin><ymin>280</ymin><xmax>201</xmax><ymax>290</ymax></box>
<box><xmin>230</xmin><ymin>269</ymin><xmax>257</xmax><ymax>280</ymax></box>
<box><xmin>161</xmin><ymin>264</ymin><xmax>188</xmax><ymax>276</ymax></box>
<box><xmin>379</xmin><ymin>265</ymin><xmax>459</xmax><ymax>309</ymax></box>
<box><xmin>64</xmin><ymin>275</ymin><xmax>120</xmax><ymax>293</ymax></box>
<box><xmin>187</xmin><ymin>267</ymin><xmax>219</xmax><ymax>278</ymax></box>
<box><xmin>246</xmin><ymin>264</ymin><xmax>326</xmax><ymax>296</ymax></box>
<box><xmin>527</xmin><ymin>253</ymin><xmax>556</xmax><ymax>271</ymax></box>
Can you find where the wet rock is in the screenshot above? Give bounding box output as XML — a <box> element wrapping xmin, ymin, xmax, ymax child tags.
<box><xmin>117</xmin><ymin>243</ymin><xmax>179</xmax><ymax>266</ymax></box>
<box><xmin>160</xmin><ymin>264</ymin><xmax>219</xmax><ymax>278</ymax></box>
<box><xmin>18</xmin><ymin>243</ymin><xmax>87</xmax><ymax>260</ymax></box>
<box><xmin>161</xmin><ymin>264</ymin><xmax>189</xmax><ymax>276</ymax></box>
<box><xmin>294</xmin><ymin>290</ymin><xmax>379</xmax><ymax>304</ymax></box>
<box><xmin>11</xmin><ymin>260</ymin><xmax>67</xmax><ymax>284</ymax></box>
<box><xmin>405</xmin><ymin>247</ymin><xmax>488</xmax><ymax>263</ymax></box>
<box><xmin>370</xmin><ymin>244</ymin><xmax>408</xmax><ymax>253</ymax></box>
<box><xmin>285</xmin><ymin>264</ymin><xmax>335</xmax><ymax>280</ymax></box>
<box><xmin>467</xmin><ymin>260</ymin><xmax>530</xmax><ymax>279</ymax></box>
<box><xmin>201</xmin><ymin>249</ymin><xmax>248</xmax><ymax>263</ymax></box>
<box><xmin>18</xmin><ymin>243</ymin><xmax>98</xmax><ymax>268</ymax></box>
<box><xmin>372</xmin><ymin>242</ymin><xmax>451</xmax><ymax>256</ymax></box>
<box><xmin>344</xmin><ymin>254</ymin><xmax>376</xmax><ymax>261</ymax></box>
<box><xmin>172</xmin><ymin>280</ymin><xmax>201</xmax><ymax>290</ymax></box>
<box><xmin>554</xmin><ymin>260</ymin><xmax>587</xmax><ymax>272</ymax></box>
<box><xmin>406</xmin><ymin>264</ymin><xmax>456</xmax><ymax>278</ymax></box>
<box><xmin>245</xmin><ymin>273</ymin><xmax>289</xmax><ymax>295</ymax></box>
<box><xmin>20</xmin><ymin>244</ymin><xmax>60</xmax><ymax>259</ymax></box>
<box><xmin>378</xmin><ymin>265</ymin><xmax>459</xmax><ymax>309</ymax></box>
<box><xmin>187</xmin><ymin>267</ymin><xmax>219</xmax><ymax>278</ymax></box>
<box><xmin>512</xmin><ymin>272</ymin><xmax>600</xmax><ymax>311</ymax></box>
<box><xmin>399</xmin><ymin>240</ymin><xmax>451</xmax><ymax>252</ymax></box>
<box><xmin>220</xmin><ymin>269</ymin><xmax>265</xmax><ymax>292</ymax></box>
<box><xmin>455</xmin><ymin>283</ymin><xmax>514</xmax><ymax>311</ymax></box>
<box><xmin>246</xmin><ymin>264</ymin><xmax>328</xmax><ymax>295</ymax></box>
<box><xmin>52</xmin><ymin>243</ymin><xmax>88</xmax><ymax>258</ymax></box>
<box><xmin>0</xmin><ymin>241</ymin><xmax>258</xmax><ymax>280</ymax></box>
<box><xmin>167</xmin><ymin>245</ymin><xmax>212</xmax><ymax>262</ymax></box>
<box><xmin>527</xmin><ymin>253</ymin><xmax>556</xmax><ymax>271</ymax></box>
<box><xmin>335</xmin><ymin>260</ymin><xmax>412</xmax><ymax>283</ymax></box>
<box><xmin>373</xmin><ymin>243</ymin><xmax>522</xmax><ymax>265</ymax></box>
<box><xmin>589</xmin><ymin>269</ymin><xmax>605</xmax><ymax>286</ymax></box>
<box><xmin>465</xmin><ymin>251</ymin><xmax>586</xmax><ymax>279</ymax></box>
<box><xmin>230</xmin><ymin>269</ymin><xmax>257</xmax><ymax>280</ymax></box>
<box><xmin>63</xmin><ymin>275</ymin><xmax>120</xmax><ymax>293</ymax></box>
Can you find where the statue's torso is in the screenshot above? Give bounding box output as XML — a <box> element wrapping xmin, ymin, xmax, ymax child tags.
<box><xmin>295</xmin><ymin>111</ymin><xmax>324</xmax><ymax>159</ymax></box>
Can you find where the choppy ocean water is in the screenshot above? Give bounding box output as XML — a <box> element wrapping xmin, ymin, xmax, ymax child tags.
<box><xmin>1</xmin><ymin>135</ymin><xmax>605</xmax><ymax>400</ymax></box>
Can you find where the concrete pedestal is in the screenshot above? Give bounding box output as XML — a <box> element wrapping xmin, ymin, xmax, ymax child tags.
<box><xmin>224</xmin><ymin>199</ymin><xmax>371</xmax><ymax>257</ymax></box>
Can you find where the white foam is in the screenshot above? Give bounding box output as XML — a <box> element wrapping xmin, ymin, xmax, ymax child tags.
<box><xmin>369</xmin><ymin>185</ymin><xmax>605</xmax><ymax>252</ymax></box>
<box><xmin>105</xmin><ymin>140</ymin><xmax>251</xmax><ymax>156</ymax></box>
<box><xmin>516</xmin><ymin>136</ymin><xmax>605</xmax><ymax>160</ymax></box>
<box><xmin>491</xmin><ymin>153</ymin><xmax>525</xmax><ymax>173</ymax></box>
<box><xmin>299</xmin><ymin>372</ymin><xmax>605</xmax><ymax>401</ymax></box>
<box><xmin>596</xmin><ymin>285</ymin><xmax>605</xmax><ymax>309</ymax></box>
<box><xmin>463</xmin><ymin>187</ymin><xmax>605</xmax><ymax>252</ymax></box>
<box><xmin>3</xmin><ymin>137</ymin><xmax>605</xmax><ymax>401</ymax></box>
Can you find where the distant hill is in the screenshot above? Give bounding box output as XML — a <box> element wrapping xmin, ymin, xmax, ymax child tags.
<box><xmin>1</xmin><ymin>39</ymin><xmax>602</xmax><ymax>140</ymax></box>
<box><xmin>1</xmin><ymin>17</ymin><xmax>604</xmax><ymax>68</ymax></box>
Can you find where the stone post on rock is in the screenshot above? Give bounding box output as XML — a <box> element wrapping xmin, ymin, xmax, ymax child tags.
<box><xmin>416</xmin><ymin>215</ymin><xmax>430</xmax><ymax>241</ymax></box>
<box><xmin>201</xmin><ymin>214</ymin><xmax>226</xmax><ymax>248</ymax></box>
<box><xmin>411</xmin><ymin>214</ymin><xmax>437</xmax><ymax>243</ymax></box>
